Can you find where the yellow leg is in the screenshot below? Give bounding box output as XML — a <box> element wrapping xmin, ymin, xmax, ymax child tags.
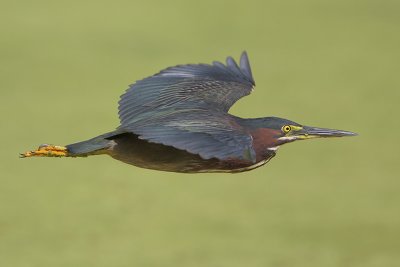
<box><xmin>20</xmin><ymin>144</ymin><xmax>68</xmax><ymax>158</ymax></box>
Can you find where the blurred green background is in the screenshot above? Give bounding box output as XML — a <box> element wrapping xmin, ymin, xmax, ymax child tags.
<box><xmin>1</xmin><ymin>0</ymin><xmax>399</xmax><ymax>266</ymax></box>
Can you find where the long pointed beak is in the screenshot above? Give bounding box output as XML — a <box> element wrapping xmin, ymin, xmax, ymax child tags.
<box><xmin>297</xmin><ymin>126</ymin><xmax>357</xmax><ymax>139</ymax></box>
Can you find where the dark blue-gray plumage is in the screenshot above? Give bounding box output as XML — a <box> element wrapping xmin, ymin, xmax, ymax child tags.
<box><xmin>117</xmin><ymin>52</ymin><xmax>257</xmax><ymax>162</ymax></box>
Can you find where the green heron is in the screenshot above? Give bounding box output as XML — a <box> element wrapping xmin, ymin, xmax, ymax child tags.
<box><xmin>21</xmin><ymin>52</ymin><xmax>356</xmax><ymax>173</ymax></box>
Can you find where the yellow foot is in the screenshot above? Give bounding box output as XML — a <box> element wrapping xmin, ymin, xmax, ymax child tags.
<box><xmin>20</xmin><ymin>144</ymin><xmax>68</xmax><ymax>158</ymax></box>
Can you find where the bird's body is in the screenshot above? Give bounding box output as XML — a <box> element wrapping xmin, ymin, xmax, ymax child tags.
<box><xmin>66</xmin><ymin>116</ymin><xmax>279</xmax><ymax>173</ymax></box>
<box><xmin>109</xmin><ymin>132</ymin><xmax>275</xmax><ymax>173</ymax></box>
<box><xmin>21</xmin><ymin>52</ymin><xmax>356</xmax><ymax>173</ymax></box>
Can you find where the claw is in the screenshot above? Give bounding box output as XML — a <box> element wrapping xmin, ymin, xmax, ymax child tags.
<box><xmin>20</xmin><ymin>144</ymin><xmax>68</xmax><ymax>158</ymax></box>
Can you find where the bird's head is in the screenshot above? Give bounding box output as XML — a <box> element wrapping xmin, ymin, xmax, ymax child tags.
<box><xmin>245</xmin><ymin>117</ymin><xmax>357</xmax><ymax>153</ymax></box>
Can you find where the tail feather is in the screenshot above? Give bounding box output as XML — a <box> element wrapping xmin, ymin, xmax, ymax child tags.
<box><xmin>66</xmin><ymin>131</ymin><xmax>120</xmax><ymax>157</ymax></box>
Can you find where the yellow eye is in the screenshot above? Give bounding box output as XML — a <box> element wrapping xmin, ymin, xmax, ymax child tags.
<box><xmin>282</xmin><ymin>125</ymin><xmax>291</xmax><ymax>133</ymax></box>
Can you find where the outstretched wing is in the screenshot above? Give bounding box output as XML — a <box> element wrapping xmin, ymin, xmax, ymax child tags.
<box><xmin>118</xmin><ymin>51</ymin><xmax>255</xmax><ymax>125</ymax></box>
<box><xmin>118</xmin><ymin>52</ymin><xmax>257</xmax><ymax>162</ymax></box>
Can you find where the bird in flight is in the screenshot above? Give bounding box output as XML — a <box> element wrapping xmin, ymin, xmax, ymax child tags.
<box><xmin>21</xmin><ymin>52</ymin><xmax>356</xmax><ymax>173</ymax></box>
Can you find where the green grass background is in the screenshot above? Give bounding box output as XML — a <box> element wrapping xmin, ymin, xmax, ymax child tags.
<box><xmin>1</xmin><ymin>0</ymin><xmax>399</xmax><ymax>266</ymax></box>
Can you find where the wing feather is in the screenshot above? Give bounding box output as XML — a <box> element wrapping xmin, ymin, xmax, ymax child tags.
<box><xmin>118</xmin><ymin>52</ymin><xmax>257</xmax><ymax>161</ymax></box>
<box><xmin>121</xmin><ymin>111</ymin><xmax>256</xmax><ymax>162</ymax></box>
